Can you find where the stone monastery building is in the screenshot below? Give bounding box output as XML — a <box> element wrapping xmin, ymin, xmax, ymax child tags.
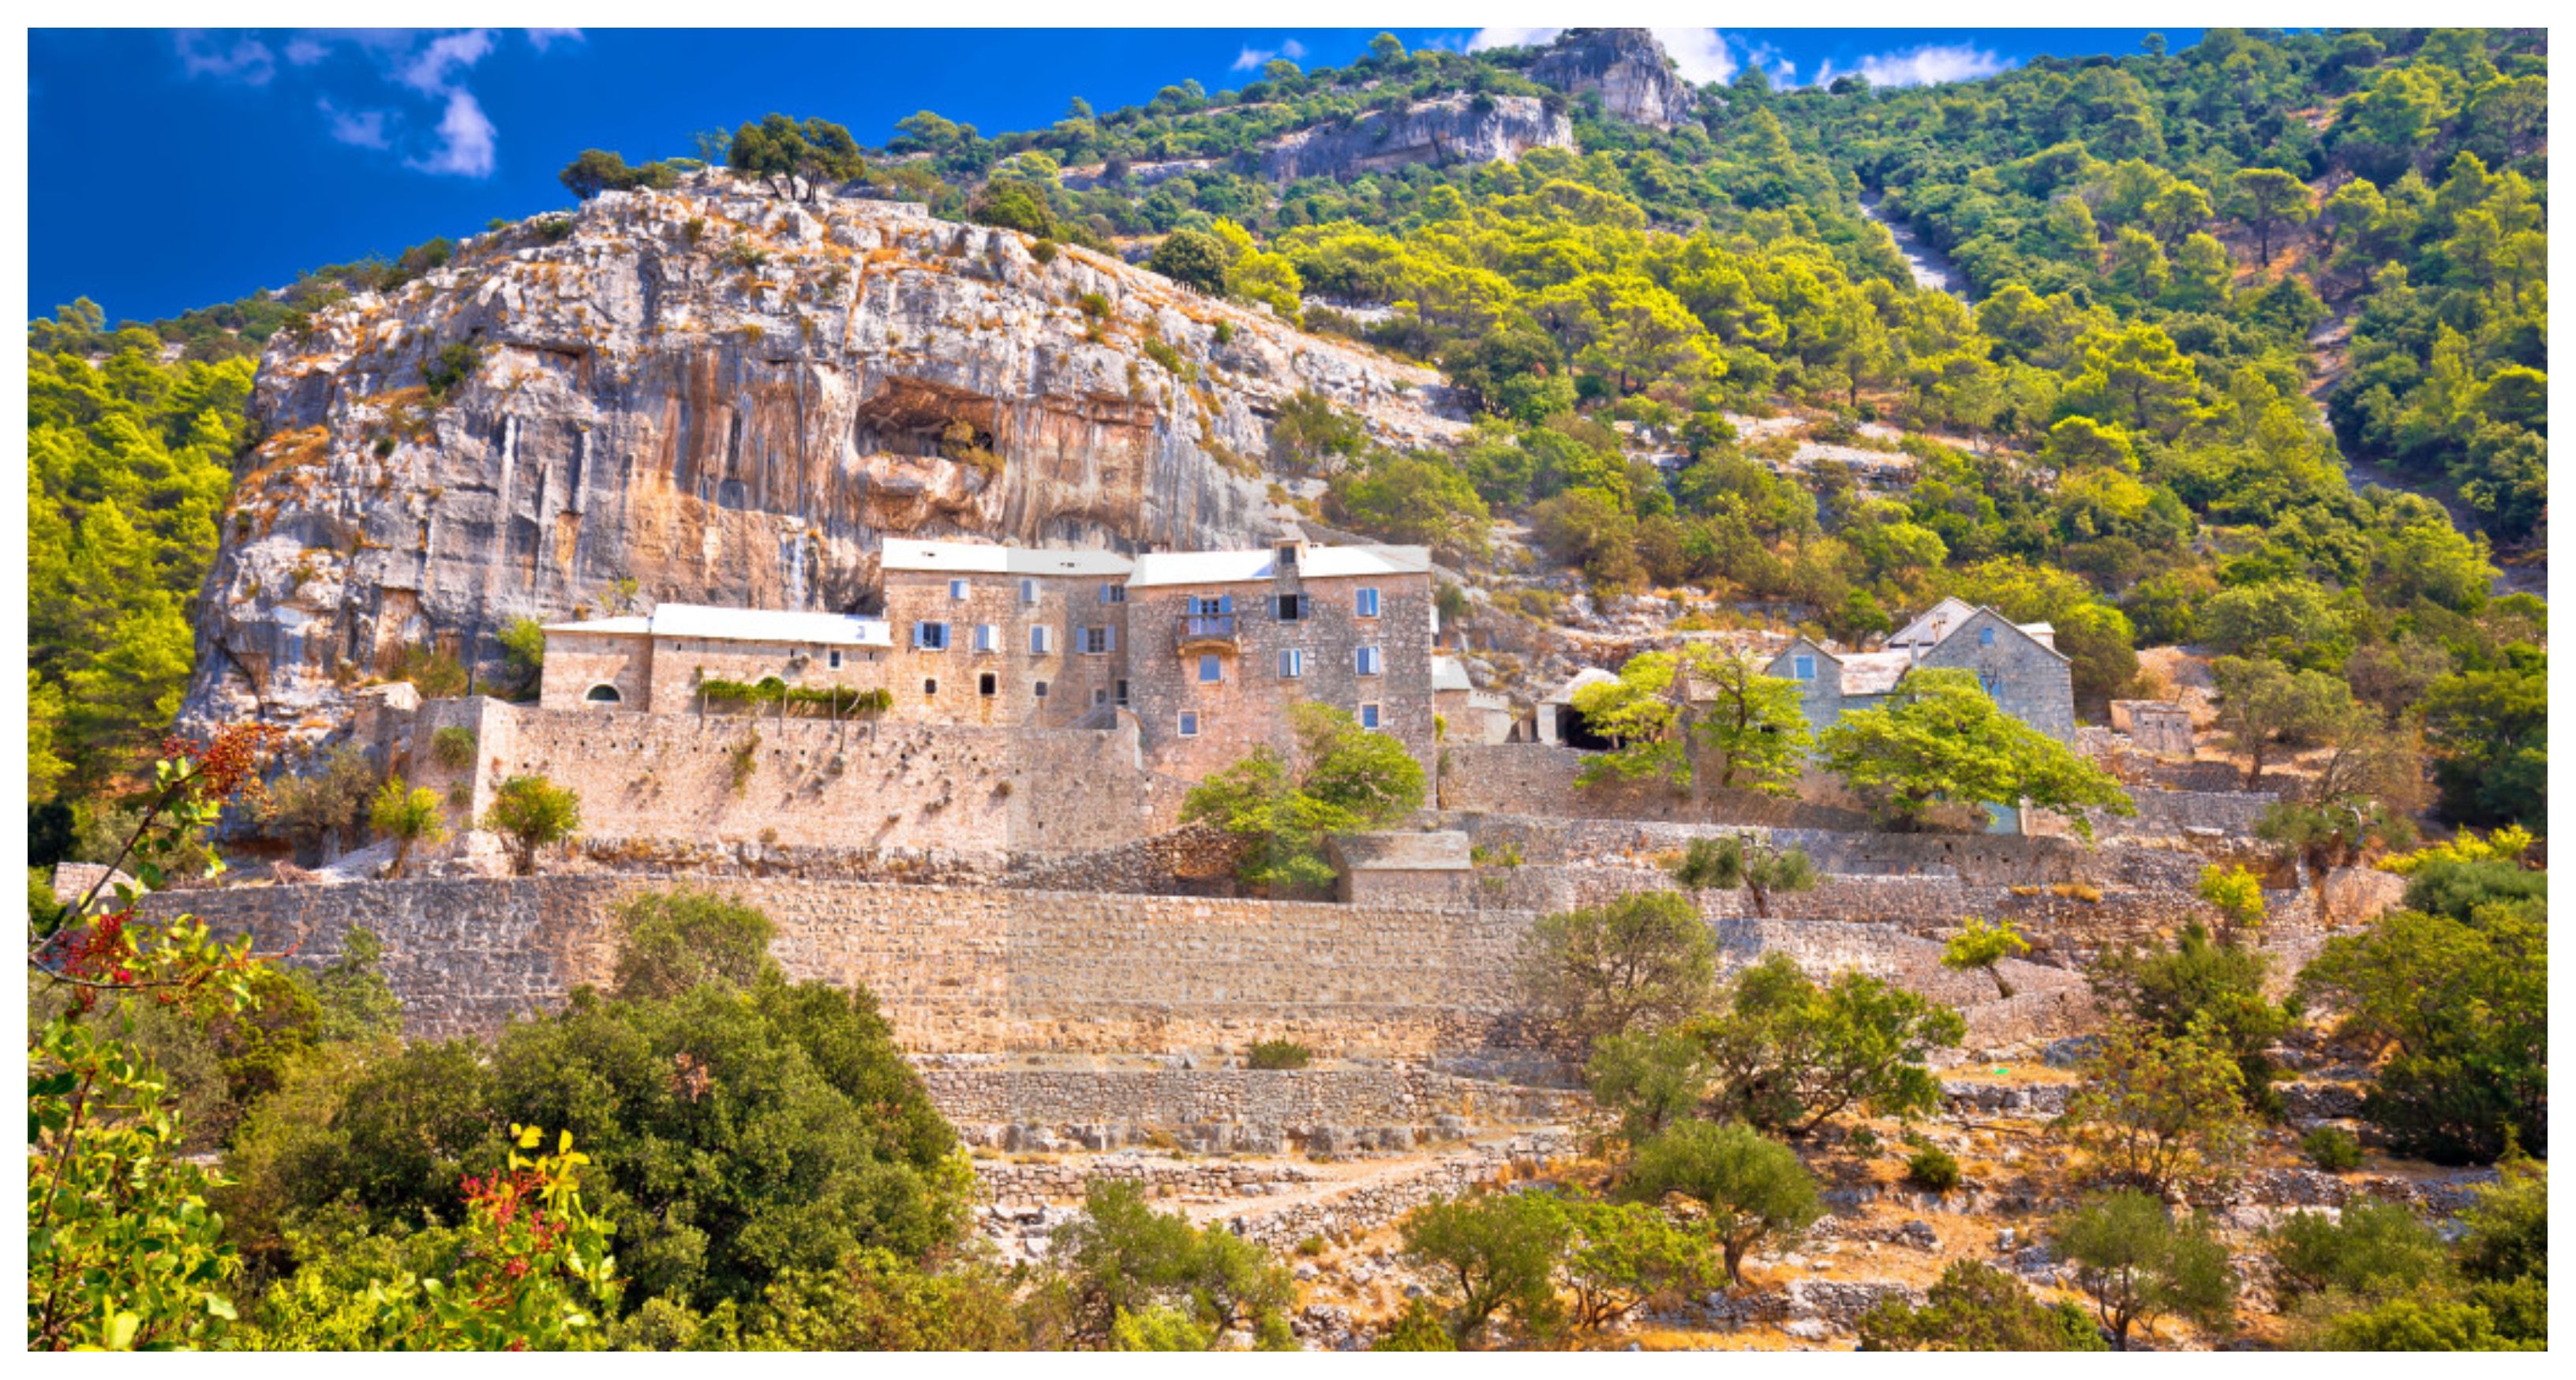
<box><xmin>1765</xmin><ymin>596</ymin><xmax>2076</xmax><ymax>741</ymax></box>
<box><xmin>540</xmin><ymin>530</ymin><xmax>1438</xmax><ymax>777</ymax></box>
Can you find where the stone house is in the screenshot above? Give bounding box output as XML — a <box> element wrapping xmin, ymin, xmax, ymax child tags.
<box><xmin>1766</xmin><ymin>598</ymin><xmax>2074</xmax><ymax>742</ymax></box>
<box><xmin>1123</xmin><ymin>534</ymin><xmax>1436</xmax><ymax>779</ymax></box>
<box><xmin>875</xmin><ymin>538</ymin><xmax>1136</xmax><ymax>729</ymax></box>
<box><xmin>1432</xmin><ymin>656</ymin><xmax>1516</xmax><ymax>745</ymax></box>
<box><xmin>538</xmin><ymin>604</ymin><xmax>893</xmax><ymax>714</ymax></box>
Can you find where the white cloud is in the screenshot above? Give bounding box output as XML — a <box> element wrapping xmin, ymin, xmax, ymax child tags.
<box><xmin>399</xmin><ymin>28</ymin><xmax>494</xmax><ymax>95</ymax></box>
<box><xmin>524</xmin><ymin>28</ymin><xmax>583</xmax><ymax>53</ymax></box>
<box><xmin>285</xmin><ymin>37</ymin><xmax>330</xmax><ymax>66</ymax></box>
<box><xmin>174</xmin><ymin>30</ymin><xmax>276</xmax><ymax>85</ymax></box>
<box><xmin>1840</xmin><ymin>43</ymin><xmax>2011</xmax><ymax>88</ymax></box>
<box><xmin>1468</xmin><ymin>27</ymin><xmax>1561</xmax><ymax>52</ymax></box>
<box><xmin>317</xmin><ymin>96</ymin><xmax>391</xmax><ymax>148</ymax></box>
<box><xmin>1230</xmin><ymin>36</ymin><xmax>1307</xmax><ymax>72</ymax></box>
<box><xmin>1651</xmin><ymin>28</ymin><xmax>1735</xmax><ymax>85</ymax></box>
<box><xmin>409</xmin><ymin>88</ymin><xmax>496</xmax><ymax>177</ymax></box>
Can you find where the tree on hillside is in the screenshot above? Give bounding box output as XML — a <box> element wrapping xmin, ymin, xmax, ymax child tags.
<box><xmin>559</xmin><ymin>148</ymin><xmax>680</xmax><ymax>201</ymax></box>
<box><xmin>1517</xmin><ymin>890</ymin><xmax>1714</xmax><ymax>1052</ymax></box>
<box><xmin>1817</xmin><ymin>669</ymin><xmax>2134</xmax><ymax>838</ymax></box>
<box><xmin>2055</xmin><ymin>1191</ymin><xmax>2237</xmax><ymax>1351</ymax></box>
<box><xmin>728</xmin><ymin>114</ymin><xmax>867</xmax><ymax>201</ymax></box>
<box><xmin>366</xmin><ymin>775</ymin><xmax>447</xmax><ymax>878</ymax></box>
<box><xmin>1180</xmin><ymin>703</ymin><xmax>1425</xmax><ymax>896</ymax></box>
<box><xmin>481</xmin><ymin>774</ymin><xmax>581</xmax><ymax>876</ymax></box>
<box><xmin>2058</xmin><ymin>1020</ymin><xmax>2251</xmax><ymax>1196</ymax></box>
<box><xmin>1669</xmin><ymin>834</ymin><xmax>1818</xmax><ymax>918</ymax></box>
<box><xmin>1684</xmin><ymin>648</ymin><xmax>1813</xmax><ymax>793</ymax></box>
<box><xmin>2228</xmin><ymin>167</ymin><xmax>2313</xmax><ymax>266</ymax></box>
<box><xmin>1941</xmin><ymin>916</ymin><xmax>2031</xmax><ymax>999</ymax></box>
<box><xmin>1622</xmin><ymin>1121</ymin><xmax>1820</xmax><ymax>1284</ymax></box>
<box><xmin>1690</xmin><ymin>952</ymin><xmax>1966</xmax><ymax>1137</ymax></box>
<box><xmin>1859</xmin><ymin>1260</ymin><xmax>2108</xmax><ymax>1351</ymax></box>
<box><xmin>1397</xmin><ymin>1191</ymin><xmax>1570</xmax><ymax>1346</ymax></box>
<box><xmin>1146</xmin><ymin>227</ymin><xmax>1231</xmax><ymax>294</ymax></box>
<box><xmin>2210</xmin><ymin>656</ymin><xmax>2360</xmax><ymax>787</ymax></box>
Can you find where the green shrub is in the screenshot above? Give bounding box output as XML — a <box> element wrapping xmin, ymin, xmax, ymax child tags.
<box><xmin>2301</xmin><ymin>1125</ymin><xmax>2363</xmax><ymax>1172</ymax></box>
<box><xmin>1141</xmin><ymin>336</ymin><xmax>1190</xmax><ymax>378</ymax></box>
<box><xmin>1076</xmin><ymin>291</ymin><xmax>1110</xmax><ymax>319</ymax></box>
<box><xmin>421</xmin><ymin>342</ymin><xmax>483</xmax><ymax>401</ymax></box>
<box><xmin>429</xmin><ymin>726</ymin><xmax>477</xmax><ymax>771</ymax></box>
<box><xmin>1245</xmin><ymin>1039</ymin><xmax>1313</xmax><ymax>1071</ymax></box>
<box><xmin>1908</xmin><ymin>1143</ymin><xmax>1962</xmax><ymax>1194</ymax></box>
<box><xmin>1029</xmin><ymin>238</ymin><xmax>1060</xmax><ymax>265</ymax></box>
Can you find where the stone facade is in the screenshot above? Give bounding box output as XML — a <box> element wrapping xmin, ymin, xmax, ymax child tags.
<box><xmin>1768</xmin><ymin>600</ymin><xmax>2075</xmax><ymax>743</ymax></box>
<box><xmin>876</xmin><ymin>539</ymin><xmax>1134</xmax><ymax>730</ymax></box>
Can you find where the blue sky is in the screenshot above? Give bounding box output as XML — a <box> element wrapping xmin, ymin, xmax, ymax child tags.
<box><xmin>32</xmin><ymin>28</ymin><xmax>2192</xmax><ymax>324</ymax></box>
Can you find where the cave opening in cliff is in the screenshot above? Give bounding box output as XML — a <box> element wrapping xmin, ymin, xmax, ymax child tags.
<box><xmin>853</xmin><ymin>379</ymin><xmax>1003</xmax><ymax>467</ymax></box>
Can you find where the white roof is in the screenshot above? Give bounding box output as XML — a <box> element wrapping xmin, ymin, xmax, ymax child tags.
<box><xmin>1835</xmin><ymin>651</ymin><xmax>1917</xmax><ymax>697</ymax></box>
<box><xmin>880</xmin><ymin>538</ymin><xmax>1133</xmax><ymax>577</ymax></box>
<box><xmin>1540</xmin><ymin>666</ymin><xmax>1623</xmax><ymax>706</ymax></box>
<box><xmin>1888</xmin><ymin>596</ymin><xmax>1978</xmax><ymax>649</ymax></box>
<box><xmin>1126</xmin><ymin>542</ymin><xmax>1431</xmax><ymax>588</ymax></box>
<box><xmin>544</xmin><ymin>603</ymin><xmax>891</xmax><ymax>647</ymax></box>
<box><xmin>1430</xmin><ymin>656</ymin><xmax>1472</xmax><ymax>692</ymax></box>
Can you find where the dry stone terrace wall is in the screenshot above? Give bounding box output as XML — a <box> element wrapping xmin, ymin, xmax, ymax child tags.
<box><xmin>922</xmin><ymin>1065</ymin><xmax>1582</xmax><ymax>1152</ymax></box>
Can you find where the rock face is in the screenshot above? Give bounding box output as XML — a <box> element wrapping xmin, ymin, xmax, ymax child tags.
<box><xmin>182</xmin><ymin>177</ymin><xmax>1461</xmax><ymax>738</ymax></box>
<box><xmin>1258</xmin><ymin>94</ymin><xmax>1572</xmax><ymax>182</ymax></box>
<box><xmin>1531</xmin><ymin>28</ymin><xmax>1697</xmax><ymax>130</ymax></box>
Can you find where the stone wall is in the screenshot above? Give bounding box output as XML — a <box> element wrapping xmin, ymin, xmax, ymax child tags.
<box><xmin>1439</xmin><ymin>744</ymin><xmax>1878</xmax><ymax>829</ymax></box>
<box><xmin>1446</xmin><ymin>812</ymin><xmax>2207</xmax><ymax>887</ymax></box>
<box><xmin>922</xmin><ymin>1063</ymin><xmax>1581</xmax><ymax>1153</ymax></box>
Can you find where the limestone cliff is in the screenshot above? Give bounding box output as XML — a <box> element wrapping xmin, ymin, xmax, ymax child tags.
<box><xmin>1257</xmin><ymin>94</ymin><xmax>1571</xmax><ymax>182</ymax></box>
<box><xmin>183</xmin><ymin>177</ymin><xmax>1462</xmax><ymax>737</ymax></box>
<box><xmin>1530</xmin><ymin>29</ymin><xmax>1697</xmax><ymax>130</ymax></box>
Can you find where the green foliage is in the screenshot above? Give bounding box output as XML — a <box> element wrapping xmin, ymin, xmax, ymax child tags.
<box><xmin>1622</xmin><ymin>1121</ymin><xmax>1821</xmax><ymax>1284</ymax></box>
<box><xmin>1940</xmin><ymin>916</ymin><xmax>2031</xmax><ymax>998</ymax></box>
<box><xmin>1690</xmin><ymin>951</ymin><xmax>1967</xmax><ymax>1137</ymax></box>
<box><xmin>1244</xmin><ymin>1038</ymin><xmax>1312</xmax><ymax>1071</ymax></box>
<box><xmin>366</xmin><ymin>775</ymin><xmax>448</xmax><ymax>878</ymax></box>
<box><xmin>2294</xmin><ymin>902</ymin><xmax>2546</xmax><ymax>1163</ymax></box>
<box><xmin>723</xmin><ymin>1247</ymin><xmax>1024</xmax><ymax>1350</ymax></box>
<box><xmin>609</xmin><ymin>887</ymin><xmax>775</xmax><ymax>1003</ymax></box>
<box><xmin>2299</xmin><ymin>1124</ymin><xmax>2362</xmax><ymax>1172</ymax></box>
<box><xmin>1369</xmin><ymin>1298</ymin><xmax>1458</xmax><ymax>1350</ymax></box>
<box><xmin>1398</xmin><ymin>1190</ymin><xmax>1570</xmax><ymax>1344</ymax></box>
<box><xmin>2090</xmin><ymin>921</ymin><xmax>2292</xmax><ymax>1107</ymax></box>
<box><xmin>1515</xmin><ymin>890</ymin><xmax>1714</xmax><ymax>1052</ymax></box>
<box><xmin>2059</xmin><ymin>1020</ymin><xmax>2252</xmax><ymax>1196</ymax></box>
<box><xmin>2269</xmin><ymin>1201</ymin><xmax>2450</xmax><ymax>1305</ymax></box>
<box><xmin>698</xmin><ymin>675</ymin><xmax>892</xmax><ymax>715</ymax></box>
<box><xmin>421</xmin><ymin>342</ymin><xmax>483</xmax><ymax>401</ymax></box>
<box><xmin>480</xmin><ymin>774</ymin><xmax>581</xmax><ymax>876</ymax></box>
<box><xmin>1668</xmin><ymin>834</ymin><xmax>1817</xmax><ymax>918</ymax></box>
<box><xmin>1559</xmin><ymin>1198</ymin><xmax>1723</xmax><ymax>1331</ymax></box>
<box><xmin>727</xmin><ymin>113</ymin><xmax>867</xmax><ymax>201</ymax></box>
<box><xmin>2055</xmin><ymin>1190</ymin><xmax>2238</xmax><ymax>1350</ymax></box>
<box><xmin>559</xmin><ymin>148</ymin><xmax>683</xmax><ymax>201</ymax></box>
<box><xmin>2211</xmin><ymin>655</ymin><xmax>2360</xmax><ymax>786</ymax></box>
<box><xmin>392</xmin><ymin>641</ymin><xmax>470</xmax><ymax>697</ymax></box>
<box><xmin>1178</xmin><ymin>703</ymin><xmax>1425</xmax><ymax>896</ymax></box>
<box><xmin>1907</xmin><ymin>1142</ymin><xmax>1962</xmax><ymax>1194</ymax></box>
<box><xmin>496</xmin><ymin>617</ymin><xmax>546</xmax><ymax>700</ymax></box>
<box><xmin>429</xmin><ymin>725</ymin><xmax>477</xmax><ymax>771</ymax></box>
<box><xmin>1585</xmin><ymin>1026</ymin><xmax>1716</xmax><ymax>1146</ymax></box>
<box><xmin>1818</xmin><ymin>668</ymin><xmax>2133</xmax><ymax>838</ymax></box>
<box><xmin>1039</xmin><ymin>1179</ymin><xmax>1291</xmax><ymax>1348</ymax></box>
<box><xmin>1324</xmin><ymin>451</ymin><xmax>1491</xmax><ymax>559</ymax></box>
<box><xmin>2193</xmin><ymin>864</ymin><xmax>2267</xmax><ymax>941</ymax></box>
<box><xmin>1859</xmin><ymin>1259</ymin><xmax>2109</xmax><ymax>1351</ymax></box>
<box><xmin>1146</xmin><ymin>227</ymin><xmax>1231</xmax><ymax>294</ymax></box>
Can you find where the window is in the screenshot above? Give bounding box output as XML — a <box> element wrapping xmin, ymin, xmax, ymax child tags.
<box><xmin>1019</xmin><ymin>578</ymin><xmax>1037</xmax><ymax>605</ymax></box>
<box><xmin>585</xmin><ymin>684</ymin><xmax>621</xmax><ymax>703</ymax></box>
<box><xmin>1355</xmin><ymin>646</ymin><xmax>1382</xmax><ymax>677</ymax></box>
<box><xmin>827</xmin><ymin>649</ymin><xmax>843</xmax><ymax>669</ymax></box>
<box><xmin>1792</xmin><ymin>654</ymin><xmax>1816</xmax><ymax>681</ymax></box>
<box><xmin>1093</xmin><ymin>688</ymin><xmax>1109</xmax><ymax>706</ymax></box>
<box><xmin>978</xmin><ymin>673</ymin><xmax>998</xmax><ymax>696</ymax></box>
<box><xmin>1359</xmin><ymin>703</ymin><xmax>1380</xmax><ymax>730</ymax></box>
<box><xmin>1034</xmin><ymin>681</ymin><xmax>1049</xmax><ymax>699</ymax></box>
<box><xmin>1279</xmin><ymin>648</ymin><xmax>1305</xmax><ymax>678</ymax></box>
<box><xmin>1029</xmin><ymin>624</ymin><xmax>1055</xmax><ymax>655</ymax></box>
<box><xmin>1275</xmin><ymin>593</ymin><xmax>1304</xmax><ymax>621</ymax></box>
<box><xmin>1178</xmin><ymin>711</ymin><xmax>1199</xmax><ymax>737</ymax></box>
<box><xmin>1114</xmin><ymin>679</ymin><xmax>1129</xmax><ymax>707</ymax></box>
<box><xmin>1276</xmin><ymin>542</ymin><xmax>1299</xmax><ymax>568</ymax></box>
<box><xmin>914</xmin><ymin>621</ymin><xmax>949</xmax><ymax>651</ymax></box>
<box><xmin>974</xmin><ymin>624</ymin><xmax>998</xmax><ymax>653</ymax></box>
<box><xmin>923</xmin><ymin>678</ymin><xmax>938</xmax><ymax>696</ymax></box>
<box><xmin>1189</xmin><ymin>594</ymin><xmax>1233</xmax><ymax>616</ymax></box>
<box><xmin>1099</xmin><ymin>583</ymin><xmax>1126</xmax><ymax>604</ymax></box>
<box><xmin>1979</xmin><ymin>669</ymin><xmax>2004</xmax><ymax>699</ymax></box>
<box><xmin>949</xmin><ymin>579</ymin><xmax>968</xmax><ymax>601</ymax></box>
<box><xmin>1978</xmin><ymin>625</ymin><xmax>1996</xmax><ymax>647</ymax></box>
<box><xmin>1198</xmin><ymin>654</ymin><xmax>1222</xmax><ymax>683</ymax></box>
<box><xmin>1355</xmin><ymin>587</ymin><xmax>1381</xmax><ymax>617</ymax></box>
<box><xmin>1081</xmin><ymin>626</ymin><xmax>1114</xmax><ymax>654</ymax></box>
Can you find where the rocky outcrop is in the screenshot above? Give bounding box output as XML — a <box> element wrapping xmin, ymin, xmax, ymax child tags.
<box><xmin>182</xmin><ymin>176</ymin><xmax>1462</xmax><ymax>738</ymax></box>
<box><xmin>1258</xmin><ymin>94</ymin><xmax>1571</xmax><ymax>182</ymax></box>
<box><xmin>1531</xmin><ymin>28</ymin><xmax>1697</xmax><ymax>130</ymax></box>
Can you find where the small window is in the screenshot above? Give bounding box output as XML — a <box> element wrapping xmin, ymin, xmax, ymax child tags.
<box><xmin>1081</xmin><ymin>626</ymin><xmax>1114</xmax><ymax>654</ymax></box>
<box><xmin>914</xmin><ymin>621</ymin><xmax>949</xmax><ymax>651</ymax></box>
<box><xmin>1033</xmin><ymin>681</ymin><xmax>1050</xmax><ymax>699</ymax></box>
<box><xmin>1275</xmin><ymin>593</ymin><xmax>1304</xmax><ymax>621</ymax></box>
<box><xmin>978</xmin><ymin>672</ymin><xmax>998</xmax><ymax>696</ymax></box>
<box><xmin>949</xmin><ymin>579</ymin><xmax>968</xmax><ymax>601</ymax></box>
<box><xmin>1359</xmin><ymin>703</ymin><xmax>1381</xmax><ymax>730</ymax></box>
<box><xmin>1355</xmin><ymin>646</ymin><xmax>1382</xmax><ymax>677</ymax></box>
<box><xmin>1100</xmin><ymin>584</ymin><xmax>1127</xmax><ymax>604</ymax></box>
<box><xmin>1093</xmin><ymin>688</ymin><xmax>1109</xmax><ymax>706</ymax></box>
<box><xmin>1279</xmin><ymin>648</ymin><xmax>1305</xmax><ymax>678</ymax></box>
<box><xmin>827</xmin><ymin>649</ymin><xmax>843</xmax><ymax>669</ymax></box>
<box><xmin>1979</xmin><ymin>625</ymin><xmax>1996</xmax><ymax>647</ymax></box>
<box><xmin>1019</xmin><ymin>578</ymin><xmax>1038</xmax><ymax>605</ymax></box>
<box><xmin>1029</xmin><ymin>625</ymin><xmax>1054</xmax><ymax>655</ymax></box>
<box><xmin>1355</xmin><ymin>587</ymin><xmax>1381</xmax><ymax>618</ymax></box>
<box><xmin>1277</xmin><ymin>542</ymin><xmax>1299</xmax><ymax>568</ymax></box>
<box><xmin>923</xmin><ymin>677</ymin><xmax>939</xmax><ymax>696</ymax></box>
<box><xmin>974</xmin><ymin>624</ymin><xmax>998</xmax><ymax>653</ymax></box>
<box><xmin>1178</xmin><ymin>711</ymin><xmax>1200</xmax><ymax>737</ymax></box>
<box><xmin>1114</xmin><ymin>679</ymin><xmax>1130</xmax><ymax>707</ymax></box>
<box><xmin>1198</xmin><ymin>654</ymin><xmax>1222</xmax><ymax>683</ymax></box>
<box><xmin>1792</xmin><ymin>654</ymin><xmax>1816</xmax><ymax>681</ymax></box>
<box><xmin>1979</xmin><ymin>669</ymin><xmax>2004</xmax><ymax>698</ymax></box>
<box><xmin>585</xmin><ymin>684</ymin><xmax>622</xmax><ymax>703</ymax></box>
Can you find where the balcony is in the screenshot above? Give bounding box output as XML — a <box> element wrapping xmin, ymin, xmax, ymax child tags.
<box><xmin>1174</xmin><ymin>614</ymin><xmax>1237</xmax><ymax>654</ymax></box>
